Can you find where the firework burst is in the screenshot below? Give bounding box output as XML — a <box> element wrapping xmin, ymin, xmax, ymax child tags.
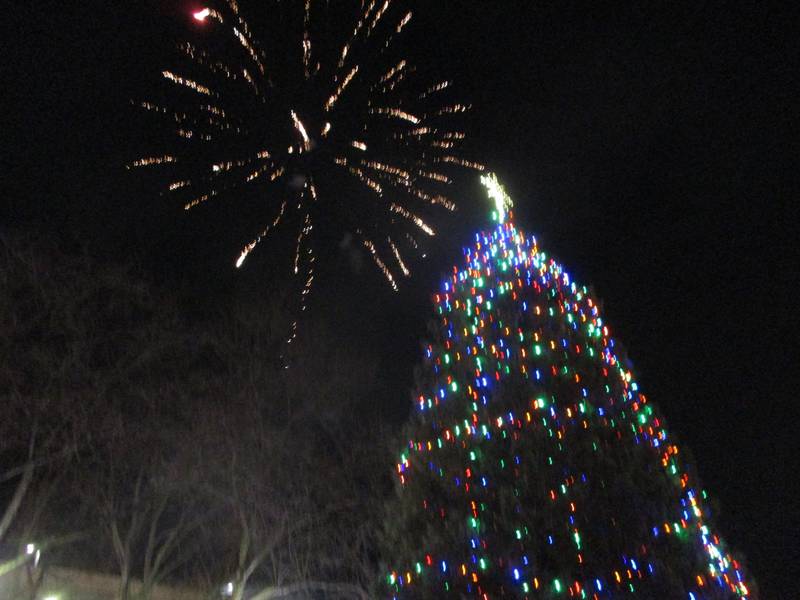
<box><xmin>130</xmin><ymin>0</ymin><xmax>483</xmax><ymax>341</ymax></box>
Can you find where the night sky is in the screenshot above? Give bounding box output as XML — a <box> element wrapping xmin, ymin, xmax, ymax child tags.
<box><xmin>4</xmin><ymin>1</ymin><xmax>795</xmax><ymax>595</ymax></box>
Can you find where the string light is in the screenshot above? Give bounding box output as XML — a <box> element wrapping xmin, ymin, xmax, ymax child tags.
<box><xmin>387</xmin><ymin>176</ymin><xmax>753</xmax><ymax>598</ymax></box>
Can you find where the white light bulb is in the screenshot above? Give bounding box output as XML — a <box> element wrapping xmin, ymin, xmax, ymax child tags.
<box><xmin>193</xmin><ymin>8</ymin><xmax>211</xmax><ymax>22</ymax></box>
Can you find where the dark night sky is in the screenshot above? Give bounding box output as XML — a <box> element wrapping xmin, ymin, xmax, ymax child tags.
<box><xmin>3</xmin><ymin>1</ymin><xmax>796</xmax><ymax>595</ymax></box>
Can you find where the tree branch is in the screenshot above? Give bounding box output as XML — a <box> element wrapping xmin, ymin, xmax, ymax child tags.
<box><xmin>0</xmin><ymin>460</ymin><xmax>34</xmax><ymax>541</ymax></box>
<box><xmin>251</xmin><ymin>581</ymin><xmax>370</xmax><ymax>600</ymax></box>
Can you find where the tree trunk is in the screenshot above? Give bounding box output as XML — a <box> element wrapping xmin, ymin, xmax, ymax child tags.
<box><xmin>118</xmin><ymin>563</ymin><xmax>130</xmax><ymax>600</ymax></box>
<box><xmin>232</xmin><ymin>579</ymin><xmax>247</xmax><ymax>600</ymax></box>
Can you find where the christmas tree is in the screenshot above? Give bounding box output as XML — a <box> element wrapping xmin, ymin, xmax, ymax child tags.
<box><xmin>383</xmin><ymin>175</ymin><xmax>754</xmax><ymax>598</ymax></box>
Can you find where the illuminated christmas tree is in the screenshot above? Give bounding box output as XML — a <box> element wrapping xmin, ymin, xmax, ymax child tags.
<box><xmin>383</xmin><ymin>176</ymin><xmax>754</xmax><ymax>598</ymax></box>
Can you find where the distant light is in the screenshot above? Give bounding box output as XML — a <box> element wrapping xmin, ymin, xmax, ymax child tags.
<box><xmin>193</xmin><ymin>8</ymin><xmax>211</xmax><ymax>22</ymax></box>
<box><xmin>43</xmin><ymin>596</ymin><xmax>59</xmax><ymax>600</ymax></box>
<box><xmin>26</xmin><ymin>543</ymin><xmax>35</xmax><ymax>555</ymax></box>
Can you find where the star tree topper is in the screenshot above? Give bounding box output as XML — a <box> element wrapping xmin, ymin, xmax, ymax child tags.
<box><xmin>480</xmin><ymin>173</ymin><xmax>514</xmax><ymax>223</ymax></box>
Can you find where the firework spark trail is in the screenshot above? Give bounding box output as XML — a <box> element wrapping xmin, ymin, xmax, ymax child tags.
<box><xmin>290</xmin><ymin>111</ymin><xmax>312</xmax><ymax>152</ymax></box>
<box><xmin>380</xmin><ymin>60</ymin><xmax>406</xmax><ymax>84</ymax></box>
<box><xmin>337</xmin><ymin>0</ymin><xmax>377</xmax><ymax>70</ymax></box>
<box><xmin>417</xmin><ymin>169</ymin><xmax>451</xmax><ymax>184</ymax></box>
<box><xmin>162</xmin><ymin>70</ymin><xmax>216</xmax><ymax>97</ymax></box>
<box><xmin>437</xmin><ymin>156</ymin><xmax>486</xmax><ymax>171</ymax></box>
<box><xmin>325</xmin><ymin>65</ymin><xmax>359</xmax><ymax>111</ymax></box>
<box><xmin>389</xmin><ymin>203</ymin><xmax>435</xmax><ymax>236</ymax></box>
<box><xmin>294</xmin><ymin>209</ymin><xmax>312</xmax><ymax>275</ymax></box>
<box><xmin>303</xmin><ymin>0</ymin><xmax>312</xmax><ymax>78</ymax></box>
<box><xmin>366</xmin><ymin>0</ymin><xmax>391</xmax><ymax>39</ymax></box>
<box><xmin>362</xmin><ymin>236</ymin><xmax>398</xmax><ymax>291</ymax></box>
<box><xmin>169</xmin><ymin>180</ymin><xmax>191</xmax><ymax>191</ymax></box>
<box><xmin>128</xmin><ymin>155</ymin><xmax>177</xmax><ymax>168</ymax></box>
<box><xmin>420</xmin><ymin>81</ymin><xmax>450</xmax><ymax>97</ymax></box>
<box><xmin>370</xmin><ymin>107</ymin><xmax>420</xmax><ymax>124</ymax></box>
<box><xmin>389</xmin><ymin>237</ymin><xmax>410</xmax><ymax>276</ymax></box>
<box><xmin>346</xmin><ymin>166</ymin><xmax>383</xmax><ymax>194</ymax></box>
<box><xmin>135</xmin><ymin>0</ymin><xmax>484</xmax><ymax>345</ymax></box>
<box><xmin>236</xmin><ymin>200</ymin><xmax>287</xmax><ymax>268</ymax></box>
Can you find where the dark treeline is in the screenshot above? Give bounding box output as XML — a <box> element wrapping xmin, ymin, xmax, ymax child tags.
<box><xmin>0</xmin><ymin>230</ymin><xmax>394</xmax><ymax>599</ymax></box>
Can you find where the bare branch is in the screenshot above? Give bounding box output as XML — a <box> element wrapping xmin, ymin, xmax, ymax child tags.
<box><xmin>0</xmin><ymin>461</ymin><xmax>34</xmax><ymax>542</ymax></box>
